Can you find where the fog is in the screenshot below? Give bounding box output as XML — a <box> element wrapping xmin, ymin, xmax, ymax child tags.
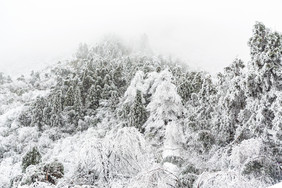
<box><xmin>1</xmin><ymin>0</ymin><xmax>282</xmax><ymax>77</ymax></box>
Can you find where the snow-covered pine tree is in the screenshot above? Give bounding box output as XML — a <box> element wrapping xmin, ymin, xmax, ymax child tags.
<box><xmin>81</xmin><ymin>70</ymin><xmax>94</xmax><ymax>105</ymax></box>
<box><xmin>111</xmin><ymin>65</ymin><xmax>126</xmax><ymax>91</ymax></box>
<box><xmin>31</xmin><ymin>97</ymin><xmax>46</xmax><ymax>131</ymax></box>
<box><xmin>271</xmin><ymin>91</ymin><xmax>282</xmax><ymax>169</ymax></box>
<box><xmin>108</xmin><ymin>89</ymin><xmax>120</xmax><ymax>110</ymax></box>
<box><xmin>213</xmin><ymin>58</ymin><xmax>246</xmax><ymax>144</ymax></box>
<box><xmin>68</xmin><ymin>85</ymin><xmax>83</xmax><ymax>126</ymax></box>
<box><xmin>247</xmin><ymin>22</ymin><xmax>282</xmax><ymax>96</ymax></box>
<box><xmin>183</xmin><ymin>75</ymin><xmax>217</xmax><ymax>156</ymax></box>
<box><xmin>118</xmin><ymin>70</ymin><xmax>145</xmax><ymax>122</ymax></box>
<box><xmin>50</xmin><ymin>90</ymin><xmax>63</xmax><ymax>127</ymax></box>
<box><xmin>52</xmin><ymin>90</ymin><xmax>63</xmax><ymax>114</ymax></box>
<box><xmin>145</xmin><ymin>69</ymin><xmax>184</xmax><ymax>144</ymax></box>
<box><xmin>64</xmin><ymin>86</ymin><xmax>75</xmax><ymax>107</ymax></box>
<box><xmin>22</xmin><ymin>147</ymin><xmax>42</xmax><ymax>173</ymax></box>
<box><xmin>242</xmin><ymin>22</ymin><xmax>282</xmax><ymax>137</ymax></box>
<box><xmin>177</xmin><ymin>73</ymin><xmax>193</xmax><ymax>105</ymax></box>
<box><xmin>129</xmin><ymin>90</ymin><xmax>147</xmax><ymax>133</ymax></box>
<box><xmin>192</xmin><ymin>75</ymin><xmax>216</xmax><ymax>131</ymax></box>
<box><xmin>85</xmin><ymin>84</ymin><xmax>101</xmax><ymax>112</ymax></box>
<box><xmin>233</xmin><ymin>22</ymin><xmax>282</xmax><ymax>184</ymax></box>
<box><xmin>74</xmin><ymin>86</ymin><xmax>82</xmax><ymax>112</ymax></box>
<box><xmin>177</xmin><ymin>71</ymin><xmax>204</xmax><ymax>105</ymax></box>
<box><xmin>144</xmin><ymin>69</ymin><xmax>185</xmax><ymax>185</ymax></box>
<box><xmin>101</xmin><ymin>75</ymin><xmax>113</xmax><ymax>100</ymax></box>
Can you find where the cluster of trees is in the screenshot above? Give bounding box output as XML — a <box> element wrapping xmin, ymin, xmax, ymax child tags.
<box><xmin>8</xmin><ymin>22</ymin><xmax>282</xmax><ymax>187</ymax></box>
<box><xmin>0</xmin><ymin>72</ymin><xmax>12</xmax><ymax>85</ymax></box>
<box><xmin>19</xmin><ymin>39</ymin><xmax>194</xmax><ymax>134</ymax></box>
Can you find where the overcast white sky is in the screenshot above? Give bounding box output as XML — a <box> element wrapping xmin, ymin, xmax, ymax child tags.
<box><xmin>1</xmin><ymin>0</ymin><xmax>282</xmax><ymax>77</ymax></box>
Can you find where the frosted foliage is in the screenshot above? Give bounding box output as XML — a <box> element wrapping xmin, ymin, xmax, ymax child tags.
<box><xmin>0</xmin><ymin>158</ymin><xmax>21</xmax><ymax>187</ymax></box>
<box><xmin>163</xmin><ymin>162</ymin><xmax>179</xmax><ymax>177</ymax></box>
<box><xmin>123</xmin><ymin>70</ymin><xmax>145</xmax><ymax>104</ymax></box>
<box><xmin>144</xmin><ymin>119</ymin><xmax>165</xmax><ymax>141</ymax></box>
<box><xmin>104</xmin><ymin>127</ymin><xmax>153</xmax><ymax>177</ymax></box>
<box><xmin>41</xmin><ymin>129</ymin><xmax>95</xmax><ymax>181</ymax></box>
<box><xmin>128</xmin><ymin>165</ymin><xmax>178</xmax><ymax>188</ymax></box>
<box><xmin>17</xmin><ymin>127</ymin><xmax>39</xmax><ymax>144</ymax></box>
<box><xmin>230</xmin><ymin>138</ymin><xmax>262</xmax><ymax>167</ymax></box>
<box><xmin>163</xmin><ymin>121</ymin><xmax>183</xmax><ymax>159</ymax></box>
<box><xmin>144</xmin><ymin>69</ymin><xmax>184</xmax><ymax>148</ymax></box>
<box><xmin>147</xmin><ymin>69</ymin><xmax>183</xmax><ymax>121</ymax></box>
<box><xmin>142</xmin><ymin>71</ymin><xmax>159</xmax><ymax>95</ymax></box>
<box><xmin>74</xmin><ymin>138</ymin><xmax>108</xmax><ymax>185</ymax></box>
<box><xmin>18</xmin><ymin>182</ymin><xmax>55</xmax><ymax>188</ymax></box>
<box><xmin>272</xmin><ymin>91</ymin><xmax>282</xmax><ymax>132</ymax></box>
<box><xmin>247</xmin><ymin>22</ymin><xmax>282</xmax><ymax>94</ymax></box>
<box><xmin>70</xmin><ymin>127</ymin><xmax>152</xmax><ymax>186</ymax></box>
<box><xmin>195</xmin><ymin>171</ymin><xmax>269</xmax><ymax>188</ymax></box>
<box><xmin>1</xmin><ymin>25</ymin><xmax>282</xmax><ymax>188</ymax></box>
<box><xmin>147</xmin><ymin>69</ymin><xmax>173</xmax><ymax>95</ymax></box>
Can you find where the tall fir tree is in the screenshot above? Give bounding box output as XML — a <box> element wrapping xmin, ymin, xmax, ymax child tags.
<box><xmin>145</xmin><ymin>69</ymin><xmax>185</xmax><ymax>183</ymax></box>
<box><xmin>74</xmin><ymin>86</ymin><xmax>83</xmax><ymax>113</ymax></box>
<box><xmin>85</xmin><ymin>84</ymin><xmax>101</xmax><ymax>112</ymax></box>
<box><xmin>50</xmin><ymin>90</ymin><xmax>63</xmax><ymax>127</ymax></box>
<box><xmin>213</xmin><ymin>59</ymin><xmax>247</xmax><ymax>144</ymax></box>
<box><xmin>129</xmin><ymin>90</ymin><xmax>147</xmax><ymax>133</ymax></box>
<box><xmin>64</xmin><ymin>86</ymin><xmax>75</xmax><ymax>107</ymax></box>
<box><xmin>145</xmin><ymin>69</ymin><xmax>185</xmax><ymax>177</ymax></box>
<box><xmin>31</xmin><ymin>97</ymin><xmax>46</xmax><ymax>131</ymax></box>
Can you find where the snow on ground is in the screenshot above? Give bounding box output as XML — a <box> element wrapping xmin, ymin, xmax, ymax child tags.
<box><xmin>268</xmin><ymin>182</ymin><xmax>282</xmax><ymax>188</ymax></box>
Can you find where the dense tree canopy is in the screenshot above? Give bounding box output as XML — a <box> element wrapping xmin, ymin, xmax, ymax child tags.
<box><xmin>0</xmin><ymin>23</ymin><xmax>281</xmax><ymax>188</ymax></box>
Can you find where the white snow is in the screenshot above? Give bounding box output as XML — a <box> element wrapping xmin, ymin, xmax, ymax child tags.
<box><xmin>268</xmin><ymin>181</ymin><xmax>282</xmax><ymax>188</ymax></box>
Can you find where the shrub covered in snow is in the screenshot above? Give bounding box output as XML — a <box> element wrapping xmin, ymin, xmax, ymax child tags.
<box><xmin>22</xmin><ymin>147</ymin><xmax>42</xmax><ymax>173</ymax></box>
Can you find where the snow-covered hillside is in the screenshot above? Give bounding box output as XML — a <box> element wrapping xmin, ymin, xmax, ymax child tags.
<box><xmin>0</xmin><ymin>22</ymin><xmax>281</xmax><ymax>188</ymax></box>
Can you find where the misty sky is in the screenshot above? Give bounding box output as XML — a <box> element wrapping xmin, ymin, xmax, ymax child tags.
<box><xmin>1</xmin><ymin>0</ymin><xmax>282</xmax><ymax>77</ymax></box>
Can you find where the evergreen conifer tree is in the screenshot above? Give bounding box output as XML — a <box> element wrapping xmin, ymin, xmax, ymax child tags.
<box><xmin>86</xmin><ymin>84</ymin><xmax>101</xmax><ymax>112</ymax></box>
<box><xmin>50</xmin><ymin>90</ymin><xmax>63</xmax><ymax>127</ymax></box>
<box><xmin>64</xmin><ymin>86</ymin><xmax>75</xmax><ymax>107</ymax></box>
<box><xmin>31</xmin><ymin>97</ymin><xmax>45</xmax><ymax>131</ymax></box>
<box><xmin>145</xmin><ymin>69</ymin><xmax>184</xmax><ymax>144</ymax></box>
<box><xmin>214</xmin><ymin>59</ymin><xmax>246</xmax><ymax>144</ymax></box>
<box><xmin>129</xmin><ymin>90</ymin><xmax>147</xmax><ymax>133</ymax></box>
<box><xmin>22</xmin><ymin>147</ymin><xmax>42</xmax><ymax>173</ymax></box>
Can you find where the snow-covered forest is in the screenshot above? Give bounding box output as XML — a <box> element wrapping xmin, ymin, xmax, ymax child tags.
<box><xmin>0</xmin><ymin>22</ymin><xmax>281</xmax><ymax>188</ymax></box>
